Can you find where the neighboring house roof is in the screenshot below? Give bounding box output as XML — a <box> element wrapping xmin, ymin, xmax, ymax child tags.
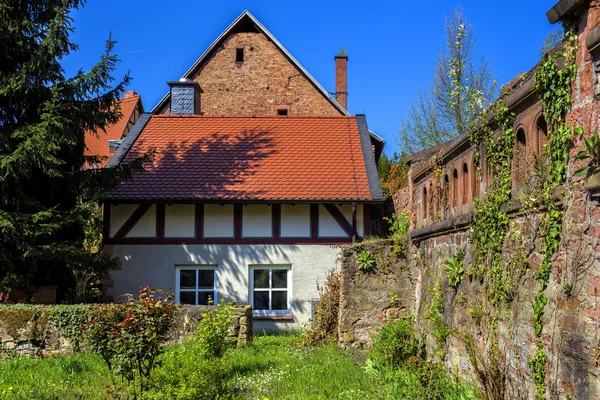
<box><xmin>84</xmin><ymin>93</ymin><xmax>143</xmax><ymax>167</ymax></box>
<box><xmin>103</xmin><ymin>115</ymin><xmax>383</xmax><ymax>202</ymax></box>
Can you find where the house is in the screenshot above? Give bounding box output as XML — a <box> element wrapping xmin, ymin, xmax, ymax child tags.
<box><xmin>101</xmin><ymin>11</ymin><xmax>384</xmax><ymax>330</ymax></box>
<box><xmin>84</xmin><ymin>91</ymin><xmax>144</xmax><ymax>168</ymax></box>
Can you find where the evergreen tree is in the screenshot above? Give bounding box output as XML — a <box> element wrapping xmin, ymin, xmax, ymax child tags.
<box><xmin>0</xmin><ymin>0</ymin><xmax>149</xmax><ymax>299</ymax></box>
<box><xmin>398</xmin><ymin>5</ymin><xmax>496</xmax><ymax>154</ymax></box>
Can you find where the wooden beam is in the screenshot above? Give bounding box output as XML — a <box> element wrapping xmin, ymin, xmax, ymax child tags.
<box><xmin>234</xmin><ymin>204</ymin><xmax>243</xmax><ymax>239</ymax></box>
<box><xmin>272</xmin><ymin>204</ymin><xmax>281</xmax><ymax>239</ymax></box>
<box><xmin>195</xmin><ymin>204</ymin><xmax>204</xmax><ymax>239</ymax></box>
<box><xmin>102</xmin><ymin>203</ymin><xmax>111</xmax><ymax>241</ymax></box>
<box><xmin>323</xmin><ymin>204</ymin><xmax>353</xmax><ymax>238</ymax></box>
<box><xmin>364</xmin><ymin>204</ymin><xmax>371</xmax><ymax>237</ymax></box>
<box><xmin>310</xmin><ymin>204</ymin><xmax>319</xmax><ymax>239</ymax></box>
<box><xmin>113</xmin><ymin>204</ymin><xmax>152</xmax><ymax>239</ymax></box>
<box><xmin>157</xmin><ymin>204</ymin><xmax>165</xmax><ymax>239</ymax></box>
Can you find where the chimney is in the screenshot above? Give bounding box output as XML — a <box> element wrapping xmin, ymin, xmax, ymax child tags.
<box><xmin>168</xmin><ymin>78</ymin><xmax>202</xmax><ymax>114</ymax></box>
<box><xmin>335</xmin><ymin>55</ymin><xmax>348</xmax><ymax>109</ymax></box>
<box><xmin>123</xmin><ymin>90</ymin><xmax>137</xmax><ymax>99</ymax></box>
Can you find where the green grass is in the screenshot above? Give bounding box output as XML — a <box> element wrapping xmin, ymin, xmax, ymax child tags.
<box><xmin>0</xmin><ymin>352</ymin><xmax>110</xmax><ymax>399</ymax></box>
<box><xmin>0</xmin><ymin>334</ymin><xmax>480</xmax><ymax>399</ymax></box>
<box><xmin>226</xmin><ymin>334</ymin><xmax>376</xmax><ymax>399</ymax></box>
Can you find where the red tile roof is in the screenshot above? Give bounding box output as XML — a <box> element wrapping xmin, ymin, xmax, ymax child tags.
<box><xmin>84</xmin><ymin>94</ymin><xmax>141</xmax><ymax>167</ymax></box>
<box><xmin>104</xmin><ymin>115</ymin><xmax>375</xmax><ymax>201</ymax></box>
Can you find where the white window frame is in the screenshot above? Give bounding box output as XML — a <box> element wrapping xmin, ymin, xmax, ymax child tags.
<box><xmin>175</xmin><ymin>265</ymin><xmax>218</xmax><ymax>305</ymax></box>
<box><xmin>249</xmin><ymin>265</ymin><xmax>292</xmax><ymax>317</ymax></box>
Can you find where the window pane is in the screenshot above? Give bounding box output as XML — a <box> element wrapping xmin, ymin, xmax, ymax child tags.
<box><xmin>180</xmin><ymin>291</ymin><xmax>196</xmax><ymax>305</ymax></box>
<box><xmin>253</xmin><ymin>269</ymin><xmax>270</xmax><ymax>289</ymax></box>
<box><xmin>272</xmin><ymin>270</ymin><xmax>287</xmax><ymax>289</ymax></box>
<box><xmin>179</xmin><ymin>270</ymin><xmax>196</xmax><ymax>289</ymax></box>
<box><xmin>198</xmin><ymin>270</ymin><xmax>214</xmax><ymax>289</ymax></box>
<box><xmin>253</xmin><ymin>291</ymin><xmax>269</xmax><ymax>310</ymax></box>
<box><xmin>197</xmin><ymin>291</ymin><xmax>213</xmax><ymax>306</ymax></box>
<box><xmin>272</xmin><ymin>291</ymin><xmax>288</xmax><ymax>310</ymax></box>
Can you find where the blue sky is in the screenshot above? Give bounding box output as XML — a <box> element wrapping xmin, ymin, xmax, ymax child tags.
<box><xmin>63</xmin><ymin>0</ymin><xmax>560</xmax><ymax>156</ymax></box>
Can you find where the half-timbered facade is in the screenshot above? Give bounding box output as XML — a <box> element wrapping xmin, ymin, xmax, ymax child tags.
<box><xmin>102</xmin><ymin>11</ymin><xmax>384</xmax><ymax>330</ymax></box>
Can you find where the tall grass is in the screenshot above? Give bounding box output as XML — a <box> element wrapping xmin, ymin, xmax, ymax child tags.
<box><xmin>0</xmin><ymin>333</ymin><xmax>481</xmax><ymax>399</ymax></box>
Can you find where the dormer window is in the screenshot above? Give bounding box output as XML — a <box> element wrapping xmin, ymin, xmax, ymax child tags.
<box><xmin>236</xmin><ymin>48</ymin><xmax>244</xmax><ymax>63</ymax></box>
<box><xmin>277</xmin><ymin>109</ymin><xmax>288</xmax><ymax>117</ymax></box>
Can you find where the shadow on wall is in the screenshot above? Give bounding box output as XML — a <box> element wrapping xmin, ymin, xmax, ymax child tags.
<box><xmin>114</xmin><ymin>130</ymin><xmax>277</xmax><ymax>199</ymax></box>
<box><xmin>179</xmin><ymin>244</ymin><xmax>309</xmax><ymax>316</ymax></box>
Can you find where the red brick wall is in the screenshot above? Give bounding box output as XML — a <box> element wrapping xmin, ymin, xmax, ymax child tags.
<box><xmin>159</xmin><ymin>32</ymin><xmax>343</xmax><ymax>117</ymax></box>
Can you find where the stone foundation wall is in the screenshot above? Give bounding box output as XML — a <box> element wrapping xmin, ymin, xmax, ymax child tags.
<box><xmin>0</xmin><ymin>304</ymin><xmax>253</xmax><ymax>357</ymax></box>
<box><xmin>337</xmin><ymin>240</ymin><xmax>416</xmax><ymax>348</ymax></box>
<box><xmin>411</xmin><ymin>181</ymin><xmax>600</xmax><ymax>400</ymax></box>
<box><xmin>336</xmin><ymin>185</ymin><xmax>600</xmax><ymax>399</ymax></box>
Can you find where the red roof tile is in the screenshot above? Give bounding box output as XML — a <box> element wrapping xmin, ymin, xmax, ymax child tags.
<box><xmin>84</xmin><ymin>94</ymin><xmax>141</xmax><ymax>167</ymax></box>
<box><xmin>104</xmin><ymin>115</ymin><xmax>375</xmax><ymax>201</ymax></box>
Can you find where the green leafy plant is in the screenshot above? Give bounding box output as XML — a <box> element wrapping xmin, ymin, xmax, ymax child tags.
<box><xmin>389</xmin><ymin>292</ymin><xmax>400</xmax><ymax>307</ymax></box>
<box><xmin>574</xmin><ymin>128</ymin><xmax>600</xmax><ymax>177</ymax></box>
<box><xmin>339</xmin><ymin>44</ymin><xmax>348</xmax><ymax>57</ymax></box>
<box><xmin>444</xmin><ymin>250</ymin><xmax>465</xmax><ymax>288</ymax></box>
<box><xmin>384</xmin><ymin>212</ymin><xmax>409</xmax><ymax>256</ymax></box>
<box><xmin>357</xmin><ymin>250</ymin><xmax>376</xmax><ymax>271</ymax></box>
<box><xmin>50</xmin><ymin>305</ymin><xmax>92</xmax><ymax>351</ymax></box>
<box><xmin>82</xmin><ymin>286</ymin><xmax>176</xmax><ymax>393</ymax></box>
<box><xmin>370</xmin><ymin>317</ymin><xmax>423</xmax><ymax>368</ymax></box>
<box><xmin>427</xmin><ymin>280</ymin><xmax>449</xmax><ymax>356</ymax></box>
<box><xmin>193</xmin><ymin>302</ymin><xmax>236</xmax><ymax>359</ymax></box>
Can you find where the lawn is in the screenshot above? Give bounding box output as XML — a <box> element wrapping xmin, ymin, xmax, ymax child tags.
<box><xmin>0</xmin><ymin>334</ymin><xmax>480</xmax><ymax>399</ymax></box>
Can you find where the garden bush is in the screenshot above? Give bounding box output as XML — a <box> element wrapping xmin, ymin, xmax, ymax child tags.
<box><xmin>370</xmin><ymin>316</ymin><xmax>423</xmax><ymax>368</ymax></box>
<box><xmin>144</xmin><ymin>344</ymin><xmax>229</xmax><ymax>400</ymax></box>
<box><xmin>81</xmin><ymin>286</ymin><xmax>177</xmax><ymax>392</ymax></box>
<box><xmin>193</xmin><ymin>301</ymin><xmax>236</xmax><ymax>359</ymax></box>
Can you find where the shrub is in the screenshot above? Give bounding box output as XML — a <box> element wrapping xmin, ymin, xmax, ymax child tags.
<box><xmin>144</xmin><ymin>344</ymin><xmax>228</xmax><ymax>400</ymax></box>
<box><xmin>357</xmin><ymin>250</ymin><xmax>376</xmax><ymax>271</ymax></box>
<box><xmin>370</xmin><ymin>317</ymin><xmax>423</xmax><ymax>368</ymax></box>
<box><xmin>193</xmin><ymin>302</ymin><xmax>236</xmax><ymax>359</ymax></box>
<box><xmin>82</xmin><ymin>286</ymin><xmax>177</xmax><ymax>392</ymax></box>
<box><xmin>384</xmin><ymin>212</ymin><xmax>410</xmax><ymax>256</ymax></box>
<box><xmin>308</xmin><ymin>269</ymin><xmax>340</xmax><ymax>345</ymax></box>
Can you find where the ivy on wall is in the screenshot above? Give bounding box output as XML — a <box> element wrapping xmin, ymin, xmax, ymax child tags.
<box><xmin>529</xmin><ymin>24</ymin><xmax>579</xmax><ymax>400</ymax></box>
<box><xmin>464</xmin><ymin>22</ymin><xmax>579</xmax><ymax>400</ymax></box>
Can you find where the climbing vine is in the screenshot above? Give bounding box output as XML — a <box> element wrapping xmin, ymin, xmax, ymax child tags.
<box><xmin>464</xmin><ymin>22</ymin><xmax>580</xmax><ymax>399</ymax></box>
<box><xmin>529</xmin><ymin>24</ymin><xmax>579</xmax><ymax>400</ymax></box>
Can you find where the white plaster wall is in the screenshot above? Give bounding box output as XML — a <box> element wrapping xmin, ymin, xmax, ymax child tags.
<box><xmin>109</xmin><ymin>204</ymin><xmax>138</xmax><ymax>237</ymax></box>
<box><xmin>204</xmin><ymin>204</ymin><xmax>234</xmax><ymax>237</ymax></box>
<box><xmin>338</xmin><ymin>203</ymin><xmax>364</xmax><ymax>237</ymax></box>
<box><xmin>242</xmin><ymin>204</ymin><xmax>272</xmax><ymax>237</ymax></box>
<box><xmin>165</xmin><ymin>204</ymin><xmax>195</xmax><ymax>238</ymax></box>
<box><xmin>281</xmin><ymin>204</ymin><xmax>310</xmax><ymax>237</ymax></box>
<box><xmin>318</xmin><ymin>205</ymin><xmax>347</xmax><ymax>237</ymax></box>
<box><xmin>107</xmin><ymin>244</ymin><xmax>340</xmax><ymax>331</ymax></box>
<box><xmin>318</xmin><ymin>204</ymin><xmax>364</xmax><ymax>238</ymax></box>
<box><xmin>126</xmin><ymin>205</ymin><xmax>156</xmax><ymax>238</ymax></box>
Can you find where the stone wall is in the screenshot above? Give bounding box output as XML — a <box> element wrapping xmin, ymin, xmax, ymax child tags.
<box><xmin>411</xmin><ymin>186</ymin><xmax>600</xmax><ymax>400</ymax></box>
<box><xmin>0</xmin><ymin>304</ymin><xmax>252</xmax><ymax>357</ymax></box>
<box><xmin>337</xmin><ymin>240</ymin><xmax>416</xmax><ymax>348</ymax></box>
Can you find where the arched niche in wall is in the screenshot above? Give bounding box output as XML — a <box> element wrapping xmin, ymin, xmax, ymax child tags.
<box><xmin>422</xmin><ymin>186</ymin><xmax>428</xmax><ymax>219</ymax></box>
<box><xmin>537</xmin><ymin>115</ymin><xmax>548</xmax><ymax>156</ymax></box>
<box><xmin>515</xmin><ymin>128</ymin><xmax>527</xmax><ymax>184</ymax></box>
<box><xmin>453</xmin><ymin>168</ymin><xmax>459</xmax><ymax>207</ymax></box>
<box><xmin>462</xmin><ymin>162</ymin><xmax>469</xmax><ymax>205</ymax></box>
<box><xmin>473</xmin><ymin>160</ymin><xmax>480</xmax><ymax>199</ymax></box>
